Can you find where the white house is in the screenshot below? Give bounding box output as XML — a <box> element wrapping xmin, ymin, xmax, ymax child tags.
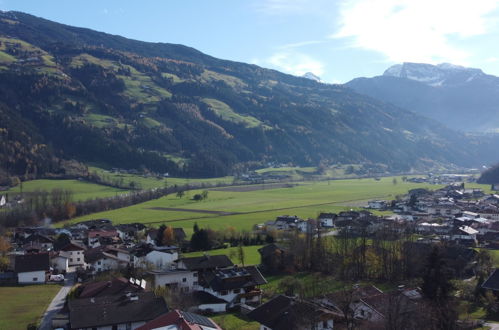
<box><xmin>60</xmin><ymin>241</ymin><xmax>87</xmax><ymax>268</ymax></box>
<box><xmin>0</xmin><ymin>195</ymin><xmax>6</xmax><ymax>207</ymax></box>
<box><xmin>50</xmin><ymin>251</ymin><xmax>69</xmax><ymax>273</ymax></box>
<box><xmin>149</xmin><ymin>269</ymin><xmax>198</xmax><ymax>292</ymax></box>
<box><xmin>15</xmin><ymin>253</ymin><xmax>50</xmax><ymax>284</ymax></box>
<box><xmin>84</xmin><ymin>246</ymin><xmax>130</xmax><ymax>274</ymax></box>
<box><xmin>318</xmin><ymin>213</ymin><xmax>336</xmax><ymax>228</ymax></box>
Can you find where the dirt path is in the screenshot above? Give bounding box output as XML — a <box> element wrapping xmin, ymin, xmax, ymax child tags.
<box><xmin>209</xmin><ymin>183</ymin><xmax>296</xmax><ymax>192</ymax></box>
<box><xmin>148</xmin><ymin>207</ymin><xmax>241</xmax><ymax>215</ymax></box>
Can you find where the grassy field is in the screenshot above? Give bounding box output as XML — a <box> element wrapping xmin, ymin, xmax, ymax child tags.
<box><xmin>4</xmin><ymin>179</ymin><xmax>128</xmax><ymax>201</ymax></box>
<box><xmin>57</xmin><ymin>176</ymin><xmax>451</xmax><ymax>236</ymax></box>
<box><xmin>0</xmin><ymin>285</ymin><xmax>61</xmax><ymax>330</ymax></box>
<box><xmin>182</xmin><ymin>245</ymin><xmax>263</xmax><ymax>266</ymax></box>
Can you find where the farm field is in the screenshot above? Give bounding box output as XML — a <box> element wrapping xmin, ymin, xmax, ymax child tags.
<box><xmin>4</xmin><ymin>179</ymin><xmax>128</xmax><ymax>201</ymax></box>
<box><xmin>58</xmin><ymin>176</ymin><xmax>455</xmax><ymax>236</ymax></box>
<box><xmin>182</xmin><ymin>245</ymin><xmax>263</xmax><ymax>266</ymax></box>
<box><xmin>0</xmin><ymin>285</ymin><xmax>61</xmax><ymax>330</ymax></box>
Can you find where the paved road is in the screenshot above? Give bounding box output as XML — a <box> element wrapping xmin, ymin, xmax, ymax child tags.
<box><xmin>38</xmin><ymin>272</ymin><xmax>75</xmax><ymax>330</ymax></box>
<box><xmin>485</xmin><ymin>322</ymin><xmax>499</xmax><ymax>330</ymax></box>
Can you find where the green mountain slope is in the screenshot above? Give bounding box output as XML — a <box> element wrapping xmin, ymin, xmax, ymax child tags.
<box><xmin>0</xmin><ymin>11</ymin><xmax>497</xmax><ymax>181</ymax></box>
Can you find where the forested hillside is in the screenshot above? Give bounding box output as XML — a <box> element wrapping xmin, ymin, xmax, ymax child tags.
<box><xmin>0</xmin><ymin>11</ymin><xmax>498</xmax><ymax>183</ymax></box>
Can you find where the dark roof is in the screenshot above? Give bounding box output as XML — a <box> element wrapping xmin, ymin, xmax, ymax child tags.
<box><xmin>14</xmin><ymin>253</ymin><xmax>50</xmax><ymax>273</ymax></box>
<box><xmin>192</xmin><ymin>291</ymin><xmax>227</xmax><ymax>304</ymax></box>
<box><xmin>248</xmin><ymin>295</ymin><xmax>342</xmax><ymax>330</ymax></box>
<box><xmin>60</xmin><ymin>241</ymin><xmax>87</xmax><ymax>251</ymax></box>
<box><xmin>69</xmin><ymin>292</ymin><xmax>167</xmax><ymax>329</ymax></box>
<box><xmin>84</xmin><ymin>246</ymin><xmax>128</xmax><ymax>264</ymax></box>
<box><xmin>136</xmin><ymin>309</ymin><xmax>221</xmax><ymax>330</ymax></box>
<box><xmin>25</xmin><ymin>233</ymin><xmax>54</xmax><ymax>243</ymax></box>
<box><xmin>203</xmin><ymin>266</ymin><xmax>267</xmax><ymax>291</ymax></box>
<box><xmin>258</xmin><ymin>243</ymin><xmax>289</xmax><ymax>257</ymax></box>
<box><xmin>483</xmin><ymin>269</ymin><xmax>499</xmax><ymax>291</ymax></box>
<box><xmin>177</xmin><ymin>255</ymin><xmax>233</xmax><ymax>271</ymax></box>
<box><xmin>79</xmin><ymin>277</ymin><xmax>143</xmax><ymax>298</ymax></box>
<box><xmin>173</xmin><ymin>228</ymin><xmax>187</xmax><ymax>241</ymax></box>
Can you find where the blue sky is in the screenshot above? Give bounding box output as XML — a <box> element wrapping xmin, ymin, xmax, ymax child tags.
<box><xmin>3</xmin><ymin>0</ymin><xmax>499</xmax><ymax>83</ymax></box>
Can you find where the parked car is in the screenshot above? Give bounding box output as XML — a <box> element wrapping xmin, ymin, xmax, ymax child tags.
<box><xmin>49</xmin><ymin>274</ymin><xmax>65</xmax><ymax>282</ymax></box>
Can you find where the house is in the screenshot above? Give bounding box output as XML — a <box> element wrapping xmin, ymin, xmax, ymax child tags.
<box><xmin>132</xmin><ymin>244</ymin><xmax>179</xmax><ymax>270</ymax></box>
<box><xmin>450</xmin><ymin>226</ymin><xmax>478</xmax><ymax>242</ymax></box>
<box><xmin>198</xmin><ymin>265</ymin><xmax>267</xmax><ymax>306</ymax></box>
<box><xmin>0</xmin><ymin>195</ymin><xmax>6</xmax><ymax>207</ymax></box>
<box><xmin>176</xmin><ymin>255</ymin><xmax>234</xmax><ymax>272</ymax></box>
<box><xmin>248</xmin><ymin>295</ymin><xmax>343</xmax><ymax>330</ymax></box>
<box><xmin>84</xmin><ymin>246</ymin><xmax>130</xmax><ymax>274</ymax></box>
<box><xmin>149</xmin><ymin>269</ymin><xmax>199</xmax><ymax>292</ymax></box>
<box><xmin>267</xmin><ymin>215</ymin><xmax>303</xmax><ymax>231</ymax></box>
<box><xmin>136</xmin><ymin>309</ymin><xmax>222</xmax><ymax>330</ymax></box>
<box><xmin>14</xmin><ymin>253</ymin><xmax>50</xmax><ymax>284</ymax></box>
<box><xmin>145</xmin><ymin>227</ymin><xmax>186</xmax><ymax>246</ymax></box>
<box><xmin>318</xmin><ymin>213</ymin><xmax>336</xmax><ymax>228</ymax></box>
<box><xmin>60</xmin><ymin>241</ymin><xmax>87</xmax><ymax>267</ymax></box>
<box><xmin>24</xmin><ymin>233</ymin><xmax>54</xmax><ymax>250</ymax></box>
<box><xmin>50</xmin><ymin>251</ymin><xmax>70</xmax><ymax>273</ymax></box>
<box><xmin>368</xmin><ymin>200</ymin><xmax>388</xmax><ymax>210</ymax></box>
<box><xmin>87</xmin><ymin>229</ymin><xmax>120</xmax><ymax>248</ymax></box>
<box><xmin>68</xmin><ymin>291</ymin><xmax>167</xmax><ymax>330</ymax></box>
<box><xmin>116</xmin><ymin>223</ymin><xmax>147</xmax><ymax>241</ymax></box>
<box><xmin>78</xmin><ymin>277</ymin><xmax>145</xmax><ymax>298</ymax></box>
<box><xmin>258</xmin><ymin>243</ymin><xmax>295</xmax><ymax>274</ymax></box>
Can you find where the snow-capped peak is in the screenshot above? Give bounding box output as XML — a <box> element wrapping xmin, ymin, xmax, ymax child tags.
<box><xmin>383</xmin><ymin>62</ymin><xmax>484</xmax><ymax>87</ymax></box>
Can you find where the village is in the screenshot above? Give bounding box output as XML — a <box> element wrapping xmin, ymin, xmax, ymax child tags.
<box><xmin>2</xmin><ymin>180</ymin><xmax>499</xmax><ymax>329</ymax></box>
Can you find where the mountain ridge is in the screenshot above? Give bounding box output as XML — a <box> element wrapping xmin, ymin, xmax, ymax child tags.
<box><xmin>0</xmin><ymin>11</ymin><xmax>498</xmax><ymax>182</ymax></box>
<box><xmin>347</xmin><ymin>62</ymin><xmax>499</xmax><ymax>132</ymax></box>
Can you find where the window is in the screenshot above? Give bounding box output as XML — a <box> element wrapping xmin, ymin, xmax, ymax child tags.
<box><xmin>193</xmin><ymin>281</ymin><xmax>198</xmax><ymax>286</ymax></box>
<box><xmin>182</xmin><ymin>278</ymin><xmax>187</xmax><ymax>282</ymax></box>
<box><xmin>323</xmin><ymin>321</ymin><xmax>328</xmax><ymax>328</ymax></box>
<box><xmin>70</xmin><ymin>258</ymin><xmax>73</xmax><ymax>262</ymax></box>
<box><xmin>33</xmin><ymin>277</ymin><xmax>38</xmax><ymax>281</ymax></box>
<box><xmin>193</xmin><ymin>272</ymin><xmax>198</xmax><ymax>277</ymax></box>
<box><xmin>234</xmin><ymin>289</ymin><xmax>241</xmax><ymax>294</ymax></box>
<box><xmin>77</xmin><ymin>258</ymin><xmax>80</xmax><ymax>262</ymax></box>
<box><xmin>98</xmin><ymin>261</ymin><xmax>101</xmax><ymax>265</ymax></box>
<box><xmin>221</xmin><ymin>290</ymin><xmax>228</xmax><ymax>296</ymax></box>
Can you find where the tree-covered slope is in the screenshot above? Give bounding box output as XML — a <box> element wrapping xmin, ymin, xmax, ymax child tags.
<box><xmin>0</xmin><ymin>11</ymin><xmax>497</xmax><ymax>181</ymax></box>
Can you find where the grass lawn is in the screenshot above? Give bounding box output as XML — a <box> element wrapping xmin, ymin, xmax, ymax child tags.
<box><xmin>58</xmin><ymin>176</ymin><xmax>450</xmax><ymax>236</ymax></box>
<box><xmin>5</xmin><ymin>179</ymin><xmax>128</xmax><ymax>201</ymax></box>
<box><xmin>0</xmin><ymin>285</ymin><xmax>61</xmax><ymax>330</ymax></box>
<box><xmin>210</xmin><ymin>313</ymin><xmax>259</xmax><ymax>330</ymax></box>
<box><xmin>182</xmin><ymin>245</ymin><xmax>263</xmax><ymax>266</ymax></box>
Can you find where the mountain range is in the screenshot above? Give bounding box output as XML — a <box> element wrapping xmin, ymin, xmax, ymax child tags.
<box><xmin>347</xmin><ymin>62</ymin><xmax>499</xmax><ymax>132</ymax></box>
<box><xmin>0</xmin><ymin>11</ymin><xmax>498</xmax><ymax>182</ymax></box>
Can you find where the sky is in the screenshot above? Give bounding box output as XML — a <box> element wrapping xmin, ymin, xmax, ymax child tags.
<box><xmin>3</xmin><ymin>0</ymin><xmax>499</xmax><ymax>83</ymax></box>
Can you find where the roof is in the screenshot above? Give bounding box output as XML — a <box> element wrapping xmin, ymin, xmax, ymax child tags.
<box><xmin>60</xmin><ymin>241</ymin><xmax>87</xmax><ymax>251</ymax></box>
<box><xmin>88</xmin><ymin>230</ymin><xmax>118</xmax><ymax>238</ymax></box>
<box><xmin>483</xmin><ymin>269</ymin><xmax>499</xmax><ymax>291</ymax></box>
<box><xmin>136</xmin><ymin>309</ymin><xmax>221</xmax><ymax>330</ymax></box>
<box><xmin>176</xmin><ymin>255</ymin><xmax>233</xmax><ymax>271</ymax></box>
<box><xmin>79</xmin><ymin>277</ymin><xmax>144</xmax><ymax>298</ymax></box>
<box><xmin>69</xmin><ymin>292</ymin><xmax>167</xmax><ymax>329</ymax></box>
<box><xmin>25</xmin><ymin>233</ymin><xmax>54</xmax><ymax>243</ymax></box>
<box><xmin>203</xmin><ymin>266</ymin><xmax>267</xmax><ymax>291</ymax></box>
<box><xmin>248</xmin><ymin>295</ymin><xmax>342</xmax><ymax>330</ymax></box>
<box><xmin>14</xmin><ymin>253</ymin><xmax>50</xmax><ymax>273</ymax></box>
<box><xmin>192</xmin><ymin>291</ymin><xmax>227</xmax><ymax>304</ymax></box>
<box><xmin>84</xmin><ymin>246</ymin><xmax>129</xmax><ymax>264</ymax></box>
<box><xmin>258</xmin><ymin>243</ymin><xmax>289</xmax><ymax>257</ymax></box>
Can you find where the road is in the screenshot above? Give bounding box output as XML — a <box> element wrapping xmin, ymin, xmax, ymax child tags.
<box><xmin>38</xmin><ymin>272</ymin><xmax>75</xmax><ymax>330</ymax></box>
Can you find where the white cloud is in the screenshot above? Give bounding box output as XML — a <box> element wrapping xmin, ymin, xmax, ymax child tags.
<box><xmin>265</xmin><ymin>52</ymin><xmax>325</xmax><ymax>76</ymax></box>
<box><xmin>334</xmin><ymin>0</ymin><xmax>499</xmax><ymax>64</ymax></box>
<box><xmin>277</xmin><ymin>40</ymin><xmax>326</xmax><ymax>50</ymax></box>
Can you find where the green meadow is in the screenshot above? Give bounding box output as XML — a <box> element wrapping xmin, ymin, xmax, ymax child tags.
<box><xmin>58</xmin><ymin>176</ymin><xmax>450</xmax><ymax>236</ymax></box>
<box><xmin>4</xmin><ymin>179</ymin><xmax>128</xmax><ymax>201</ymax></box>
<box><xmin>183</xmin><ymin>245</ymin><xmax>263</xmax><ymax>266</ymax></box>
<box><xmin>0</xmin><ymin>285</ymin><xmax>61</xmax><ymax>330</ymax></box>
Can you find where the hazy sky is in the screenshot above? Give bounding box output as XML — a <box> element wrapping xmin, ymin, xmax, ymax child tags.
<box><xmin>3</xmin><ymin>0</ymin><xmax>499</xmax><ymax>83</ymax></box>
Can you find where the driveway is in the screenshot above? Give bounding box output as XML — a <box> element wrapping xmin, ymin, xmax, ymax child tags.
<box><xmin>38</xmin><ymin>272</ymin><xmax>75</xmax><ymax>330</ymax></box>
<box><xmin>485</xmin><ymin>322</ymin><xmax>499</xmax><ymax>330</ymax></box>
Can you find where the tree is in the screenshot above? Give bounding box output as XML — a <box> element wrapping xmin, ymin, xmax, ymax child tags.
<box><xmin>162</xmin><ymin>226</ymin><xmax>175</xmax><ymax>246</ymax></box>
<box><xmin>422</xmin><ymin>246</ymin><xmax>454</xmax><ymax>301</ymax></box>
<box><xmin>201</xmin><ymin>190</ymin><xmax>209</xmax><ymax>199</ymax></box>
<box><xmin>237</xmin><ymin>243</ymin><xmax>245</xmax><ymax>266</ymax></box>
<box><xmin>193</xmin><ymin>222</ymin><xmax>199</xmax><ymax>233</ymax></box>
<box><xmin>0</xmin><ymin>236</ymin><xmax>11</xmax><ymax>271</ymax></box>
<box><xmin>277</xmin><ymin>276</ymin><xmax>304</xmax><ymax>297</ymax></box>
<box><xmin>176</xmin><ymin>190</ymin><xmax>185</xmax><ymax>199</ymax></box>
<box><xmin>190</xmin><ymin>229</ymin><xmax>213</xmax><ymax>251</ymax></box>
<box><xmin>155</xmin><ymin>225</ymin><xmax>166</xmax><ymax>246</ymax></box>
<box><xmin>392</xmin><ymin>178</ymin><xmax>398</xmax><ymax>185</ymax></box>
